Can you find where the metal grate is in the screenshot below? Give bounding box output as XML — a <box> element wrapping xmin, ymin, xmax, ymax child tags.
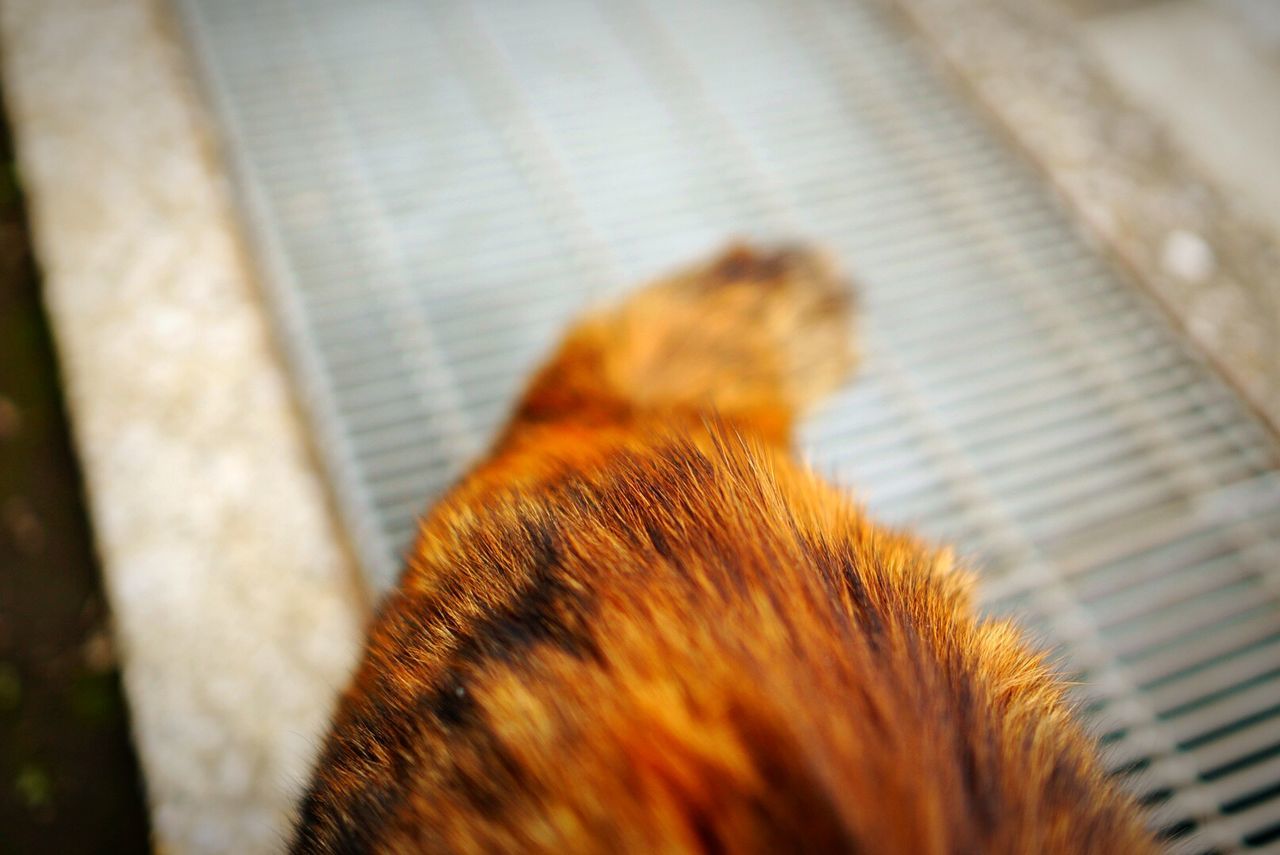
<box><xmin>177</xmin><ymin>0</ymin><xmax>1280</xmax><ymax>849</ymax></box>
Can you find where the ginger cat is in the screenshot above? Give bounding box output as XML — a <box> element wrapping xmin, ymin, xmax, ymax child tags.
<box><xmin>292</xmin><ymin>245</ymin><xmax>1155</xmax><ymax>853</ymax></box>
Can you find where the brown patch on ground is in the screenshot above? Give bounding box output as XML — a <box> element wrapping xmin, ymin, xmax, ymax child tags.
<box><xmin>0</xmin><ymin>89</ymin><xmax>150</xmax><ymax>853</ymax></box>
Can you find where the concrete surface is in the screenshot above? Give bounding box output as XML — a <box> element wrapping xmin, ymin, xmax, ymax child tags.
<box><xmin>889</xmin><ymin>0</ymin><xmax>1280</xmax><ymax>435</ymax></box>
<box><xmin>1083</xmin><ymin>0</ymin><xmax>1280</xmax><ymax>239</ymax></box>
<box><xmin>0</xmin><ymin>0</ymin><xmax>366</xmax><ymax>852</ymax></box>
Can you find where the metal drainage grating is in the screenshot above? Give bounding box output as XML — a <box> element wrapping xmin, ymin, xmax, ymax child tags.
<box><xmin>177</xmin><ymin>0</ymin><xmax>1280</xmax><ymax>849</ymax></box>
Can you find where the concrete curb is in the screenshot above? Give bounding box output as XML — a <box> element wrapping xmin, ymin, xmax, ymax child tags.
<box><xmin>0</xmin><ymin>0</ymin><xmax>366</xmax><ymax>851</ymax></box>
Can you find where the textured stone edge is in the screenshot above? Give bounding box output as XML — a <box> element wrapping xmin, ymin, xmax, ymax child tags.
<box><xmin>0</xmin><ymin>0</ymin><xmax>367</xmax><ymax>852</ymax></box>
<box><xmin>883</xmin><ymin>0</ymin><xmax>1280</xmax><ymax>436</ymax></box>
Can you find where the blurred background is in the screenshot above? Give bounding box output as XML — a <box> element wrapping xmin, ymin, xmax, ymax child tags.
<box><xmin>1</xmin><ymin>0</ymin><xmax>1279</xmax><ymax>852</ymax></box>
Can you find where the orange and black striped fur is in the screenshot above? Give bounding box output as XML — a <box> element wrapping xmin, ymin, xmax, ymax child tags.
<box><xmin>294</xmin><ymin>245</ymin><xmax>1156</xmax><ymax>853</ymax></box>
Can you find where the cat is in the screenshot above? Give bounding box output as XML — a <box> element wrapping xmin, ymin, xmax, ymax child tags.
<box><xmin>292</xmin><ymin>244</ymin><xmax>1156</xmax><ymax>853</ymax></box>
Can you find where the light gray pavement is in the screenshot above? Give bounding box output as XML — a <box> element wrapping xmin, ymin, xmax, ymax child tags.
<box><xmin>1083</xmin><ymin>0</ymin><xmax>1280</xmax><ymax>244</ymax></box>
<box><xmin>892</xmin><ymin>0</ymin><xmax>1280</xmax><ymax>434</ymax></box>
